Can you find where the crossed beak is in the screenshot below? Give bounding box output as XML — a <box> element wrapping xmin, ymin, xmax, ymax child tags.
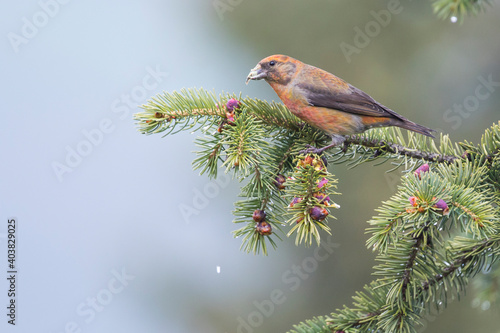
<box><xmin>246</xmin><ymin>64</ymin><xmax>267</xmax><ymax>84</ymax></box>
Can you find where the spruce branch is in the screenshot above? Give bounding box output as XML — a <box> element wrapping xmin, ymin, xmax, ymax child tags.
<box><xmin>323</xmin><ymin>162</ymin><xmax>499</xmax><ymax>332</ymax></box>
<box><xmin>418</xmin><ymin>234</ymin><xmax>500</xmax><ymax>304</ymax></box>
<box><xmin>343</xmin><ymin>134</ymin><xmax>459</xmax><ymax>164</ymax></box>
<box><xmin>322</xmin><ymin>234</ymin><xmax>500</xmax><ymax>333</ymax></box>
<box><xmin>135</xmin><ymin>89</ymin><xmax>468</xmax><ymax>168</ymax></box>
<box><xmin>400</xmin><ymin>233</ymin><xmax>425</xmax><ymax>302</ymax></box>
<box><xmin>135</xmin><ymin>88</ymin><xmax>500</xmax><ymax>332</ymax></box>
<box><xmin>285</xmin><ymin>154</ymin><xmax>340</xmax><ymax>246</ymax></box>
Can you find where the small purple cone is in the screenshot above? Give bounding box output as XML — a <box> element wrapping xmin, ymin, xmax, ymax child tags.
<box><xmin>317</xmin><ymin>178</ymin><xmax>328</xmax><ymax>188</ymax></box>
<box><xmin>309</xmin><ymin>206</ymin><xmax>328</xmax><ymax>221</ymax></box>
<box><xmin>256</xmin><ymin>221</ymin><xmax>272</xmax><ymax>235</ymax></box>
<box><xmin>274</xmin><ymin>174</ymin><xmax>286</xmax><ymax>190</ymax></box>
<box><xmin>252</xmin><ymin>209</ymin><xmax>267</xmax><ymax>222</ymax></box>
<box><xmin>434</xmin><ymin>199</ymin><xmax>450</xmax><ymax>215</ymax></box>
<box><xmin>289</xmin><ymin>197</ymin><xmax>302</xmax><ymax>207</ymax></box>
<box><xmin>414</xmin><ymin>163</ymin><xmax>430</xmax><ymax>179</ymax></box>
<box><xmin>313</xmin><ymin>192</ymin><xmax>330</xmax><ymax>205</ymax></box>
<box><xmin>226</xmin><ymin>98</ymin><xmax>241</xmax><ymax>113</ymax></box>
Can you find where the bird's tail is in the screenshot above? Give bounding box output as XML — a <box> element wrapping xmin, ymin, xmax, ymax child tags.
<box><xmin>398</xmin><ymin>120</ymin><xmax>435</xmax><ymax>138</ymax></box>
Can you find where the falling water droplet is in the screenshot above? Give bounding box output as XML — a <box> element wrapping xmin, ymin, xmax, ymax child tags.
<box><xmin>450</xmin><ymin>16</ymin><xmax>458</xmax><ymax>23</ymax></box>
<box><xmin>216</xmin><ymin>265</ymin><xmax>221</xmax><ymax>274</ymax></box>
<box><xmin>481</xmin><ymin>301</ymin><xmax>491</xmax><ymax>311</ymax></box>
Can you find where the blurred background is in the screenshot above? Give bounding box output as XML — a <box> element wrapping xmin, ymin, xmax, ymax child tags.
<box><xmin>1</xmin><ymin>1</ymin><xmax>499</xmax><ymax>332</ymax></box>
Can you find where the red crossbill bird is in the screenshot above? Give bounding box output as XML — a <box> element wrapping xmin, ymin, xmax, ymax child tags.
<box><xmin>246</xmin><ymin>55</ymin><xmax>434</xmax><ymax>152</ymax></box>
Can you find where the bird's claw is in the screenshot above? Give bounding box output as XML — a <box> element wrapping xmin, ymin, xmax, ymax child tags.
<box><xmin>299</xmin><ymin>145</ymin><xmax>326</xmax><ymax>155</ymax></box>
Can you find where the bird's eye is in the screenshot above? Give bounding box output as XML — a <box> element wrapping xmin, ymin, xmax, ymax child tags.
<box><xmin>269</xmin><ymin>60</ymin><xmax>276</xmax><ymax>66</ymax></box>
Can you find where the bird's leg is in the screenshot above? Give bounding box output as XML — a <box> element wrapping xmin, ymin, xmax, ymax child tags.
<box><xmin>300</xmin><ymin>135</ymin><xmax>346</xmax><ymax>155</ymax></box>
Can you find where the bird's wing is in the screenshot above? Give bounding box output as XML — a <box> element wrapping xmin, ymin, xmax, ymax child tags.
<box><xmin>296</xmin><ymin>70</ymin><xmax>407</xmax><ymax>121</ymax></box>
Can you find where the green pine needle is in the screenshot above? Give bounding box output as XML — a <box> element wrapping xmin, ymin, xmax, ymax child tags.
<box><xmin>432</xmin><ymin>0</ymin><xmax>493</xmax><ymax>23</ymax></box>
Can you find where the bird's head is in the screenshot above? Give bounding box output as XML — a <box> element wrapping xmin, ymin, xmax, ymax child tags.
<box><xmin>246</xmin><ymin>55</ymin><xmax>299</xmax><ymax>85</ymax></box>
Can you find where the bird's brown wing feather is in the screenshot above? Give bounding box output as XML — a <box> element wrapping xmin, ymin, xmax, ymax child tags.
<box><xmin>296</xmin><ymin>71</ymin><xmax>407</xmax><ymax>121</ymax></box>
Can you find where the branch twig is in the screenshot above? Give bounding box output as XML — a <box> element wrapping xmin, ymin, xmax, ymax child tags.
<box><xmin>344</xmin><ymin>136</ymin><xmax>460</xmax><ymax>164</ymax></box>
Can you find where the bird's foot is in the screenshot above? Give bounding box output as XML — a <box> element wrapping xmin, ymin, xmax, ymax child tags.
<box><xmin>299</xmin><ymin>136</ymin><xmax>347</xmax><ymax>155</ymax></box>
<box><xmin>299</xmin><ymin>144</ymin><xmax>324</xmax><ymax>155</ymax></box>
